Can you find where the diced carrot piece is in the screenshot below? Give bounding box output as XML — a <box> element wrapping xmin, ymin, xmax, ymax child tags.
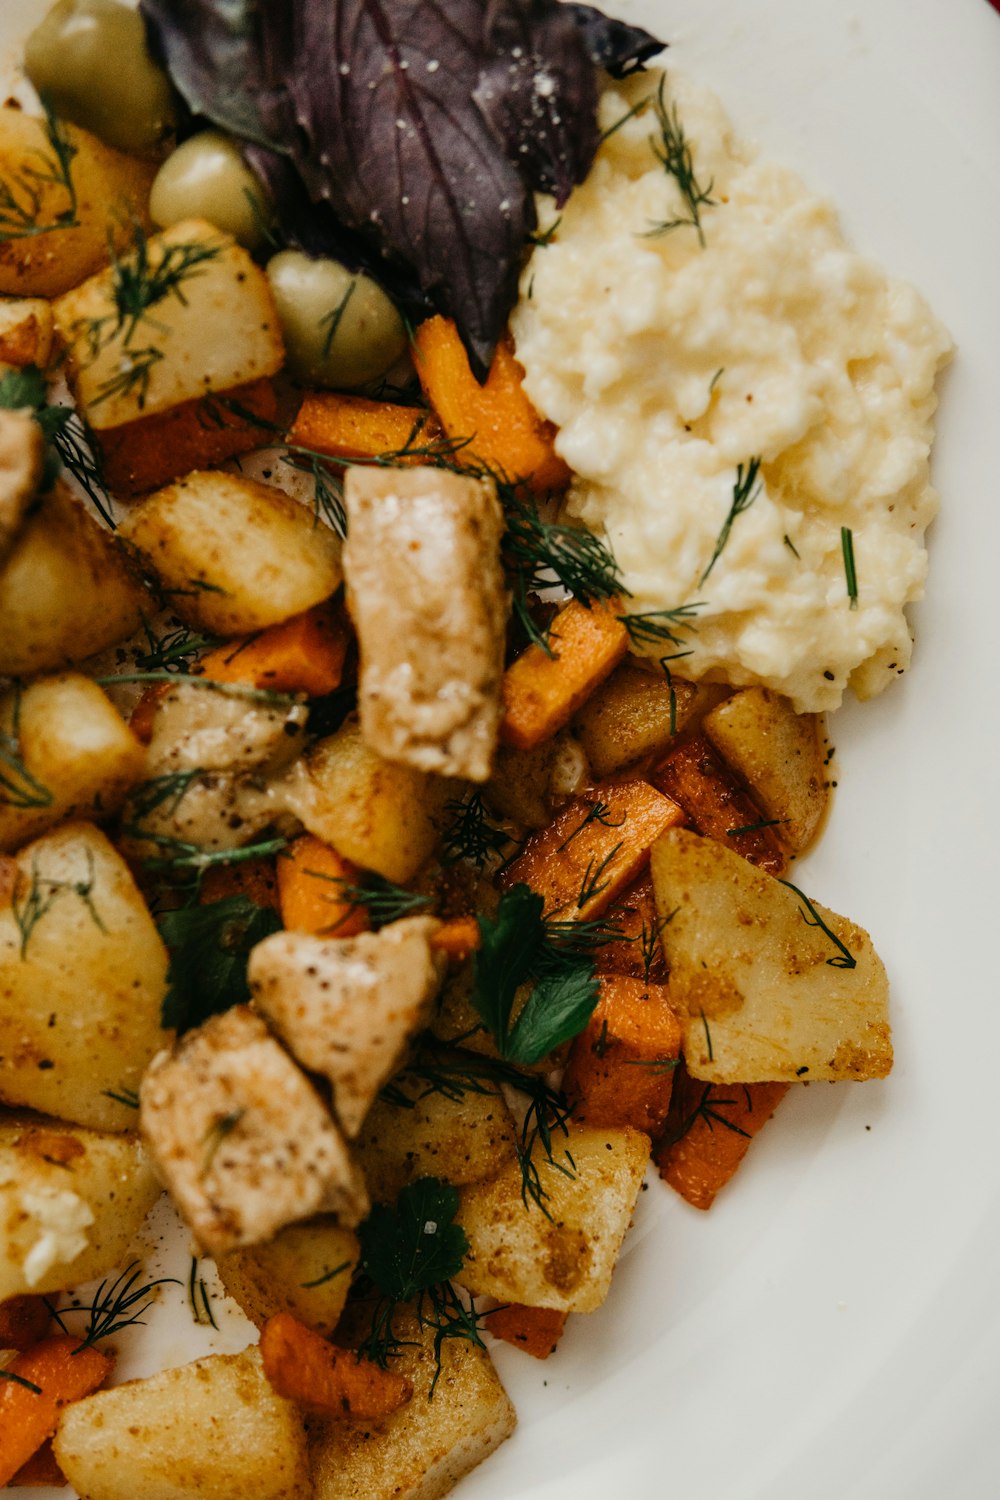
<box><xmin>0</xmin><ymin>1336</ymin><xmax>113</xmax><ymax>1485</ymax></box>
<box><xmin>193</xmin><ymin>600</ymin><xmax>350</xmax><ymax>699</ymax></box>
<box><xmin>500</xmin><ymin>599</ymin><xmax>628</xmax><ymax>752</ymax></box>
<box><xmin>485</xmin><ymin>1303</ymin><xmax>567</xmax><ymax>1360</ymax></box>
<box><xmin>650</xmin><ymin>735</ymin><xmax>787</xmax><ymax>874</ymax></box>
<box><xmin>594</xmin><ymin>873</ymin><xmax>669</xmax><ymax>984</ymax></box>
<box><xmin>429</xmin><ymin>915</ymin><xmax>481</xmax><ymax>962</ymax></box>
<box><xmin>277</xmin><ymin>834</ymin><xmax>370</xmax><ymax>938</ymax></box>
<box><xmin>290</xmin><ymin>392</ymin><xmax>442</xmax><ymax>464</ymax></box>
<box><xmin>200</xmin><ymin>856</ymin><xmax>281</xmax><ymax>911</ymax></box>
<box><xmin>563</xmin><ymin>976</ymin><xmax>681</xmax><ymax>1136</ymax></box>
<box><xmin>500</xmin><ymin>778</ymin><xmax>684</xmax><ymax>921</ymax></box>
<box><xmin>0</xmin><ymin>1298</ymin><xmax>50</xmax><ymax>1353</ymax></box>
<box><xmin>10</xmin><ymin>1439</ymin><xmax>65</xmax><ymax>1487</ymax></box>
<box><xmin>260</xmin><ymin>1311</ymin><xmax>412</xmax><ymax>1420</ymax></box>
<box><xmin>654</xmin><ymin>1062</ymin><xmax>789</xmax><ymax>1210</ymax></box>
<box><xmin>413</xmin><ymin>315</ymin><xmax>571</xmax><ymax>493</ymax></box>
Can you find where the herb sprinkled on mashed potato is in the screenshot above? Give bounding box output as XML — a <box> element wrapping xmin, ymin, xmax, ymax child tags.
<box><xmin>511</xmin><ymin>70</ymin><xmax>953</xmax><ymax>714</ymax></box>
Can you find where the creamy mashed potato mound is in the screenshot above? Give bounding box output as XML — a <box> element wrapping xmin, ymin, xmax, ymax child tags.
<box><xmin>511</xmin><ymin>71</ymin><xmax>952</xmax><ymax>713</ymax></box>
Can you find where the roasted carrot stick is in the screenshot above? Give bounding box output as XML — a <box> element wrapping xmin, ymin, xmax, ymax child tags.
<box><xmin>654</xmin><ymin>1061</ymin><xmax>789</xmax><ymax>1210</ymax></box>
<box><xmin>277</xmin><ymin>834</ymin><xmax>370</xmax><ymax>938</ymax></box>
<box><xmin>0</xmin><ymin>1336</ymin><xmax>113</xmax><ymax>1485</ymax></box>
<box><xmin>413</xmin><ymin>315</ymin><xmax>571</xmax><ymax>493</ymax></box>
<box><xmin>593</xmin><ymin>873</ymin><xmax>669</xmax><ymax>984</ymax></box>
<box><xmin>260</xmin><ymin>1311</ymin><xmax>412</xmax><ymax>1420</ymax></box>
<box><xmin>290</xmin><ymin>392</ymin><xmax>443</xmax><ymax>464</ymax></box>
<box><xmin>193</xmin><ymin>600</ymin><xmax>350</xmax><ymax>699</ymax></box>
<box><xmin>500</xmin><ymin>598</ymin><xmax>629</xmax><ymax>751</ymax></box>
<box><xmin>429</xmin><ymin>915</ymin><xmax>482</xmax><ymax>962</ymax></box>
<box><xmin>10</xmin><ymin>1439</ymin><xmax>65</xmax><ymax>1487</ymax></box>
<box><xmin>499</xmin><ymin>778</ymin><xmax>684</xmax><ymax>921</ymax></box>
<box><xmin>650</xmin><ymin>735</ymin><xmax>787</xmax><ymax>874</ymax></box>
<box><xmin>562</xmin><ymin>976</ymin><xmax>681</xmax><ymax>1136</ymax></box>
<box><xmin>485</xmin><ymin>1303</ymin><xmax>567</xmax><ymax>1360</ymax></box>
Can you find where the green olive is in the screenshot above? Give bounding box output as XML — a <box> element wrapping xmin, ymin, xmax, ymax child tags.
<box><xmin>150</xmin><ymin>133</ymin><xmax>273</xmax><ymax>251</ymax></box>
<box><xmin>23</xmin><ymin>0</ymin><xmax>178</xmax><ymax>156</ymax></box>
<box><xmin>266</xmin><ymin>252</ymin><xmax>408</xmax><ymax>390</ymax></box>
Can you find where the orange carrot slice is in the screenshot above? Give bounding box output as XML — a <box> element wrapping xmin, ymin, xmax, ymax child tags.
<box><xmin>291</xmin><ymin>392</ymin><xmax>442</xmax><ymax>464</ymax></box>
<box><xmin>563</xmin><ymin>976</ymin><xmax>682</xmax><ymax>1136</ymax></box>
<box><xmin>277</xmin><ymin>834</ymin><xmax>370</xmax><ymax>939</ymax></box>
<box><xmin>500</xmin><ymin>599</ymin><xmax>628</xmax><ymax>752</ymax></box>
<box><xmin>260</xmin><ymin>1312</ymin><xmax>412</xmax><ymax>1420</ymax></box>
<box><xmin>654</xmin><ymin>1062</ymin><xmax>789</xmax><ymax>1210</ymax></box>
<box><xmin>485</xmin><ymin>1303</ymin><xmax>567</xmax><ymax>1360</ymax></box>
<box><xmin>0</xmin><ymin>1336</ymin><xmax>113</xmax><ymax>1485</ymax></box>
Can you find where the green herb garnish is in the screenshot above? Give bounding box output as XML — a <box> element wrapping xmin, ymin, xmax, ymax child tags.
<box><xmin>158</xmin><ymin>894</ymin><xmax>282</xmax><ymax>1032</ymax></box>
<box><xmin>645</xmin><ymin>76</ymin><xmax>716</xmax><ymax>246</ymax></box>
<box><xmin>699</xmin><ymin>456</ymin><xmax>763</xmax><ymax>586</ymax></box>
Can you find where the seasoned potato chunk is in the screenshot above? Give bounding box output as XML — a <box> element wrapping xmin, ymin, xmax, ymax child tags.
<box><xmin>310</xmin><ymin>1301</ymin><xmax>515</xmax><ymax>1500</ymax></box>
<box><xmin>354</xmin><ymin>1064</ymin><xmax>518</xmax><ymax>1203</ymax></box>
<box><xmin>0</xmin><ymin>482</ymin><xmax>147</xmax><ymax>677</ymax></box>
<box><xmin>650</xmin><ymin>827</ymin><xmax>892</xmax><ymax>1082</ymax></box>
<box><xmin>486</xmin><ymin>730</ymin><xmax>589</xmax><ymax>830</ymax></box>
<box><xmin>118</xmin><ymin>470</ymin><xmax>341</xmax><ymax>636</ymax></box>
<box><xmin>573</xmin><ymin>661</ymin><xmax>701</xmax><ymax>776</ymax></box>
<box><xmin>0</xmin><ymin>823</ymin><xmax>170</xmax><ymax>1132</ymax></box>
<box><xmin>217</xmin><ymin>1218</ymin><xmax>359</xmax><ymax>1337</ymax></box>
<box><xmin>0</xmin><ymin>407</ymin><xmax>42</xmax><ymax>565</ymax></box>
<box><xmin>0</xmin><ymin>675</ymin><xmax>146</xmax><ymax>853</ymax></box>
<box><xmin>343</xmin><ymin>465</ymin><xmax>508</xmax><ymax>780</ymax></box>
<box><xmin>249</xmin><ymin>918</ymin><xmax>446</xmax><ymax>1137</ymax></box>
<box><xmin>0</xmin><ymin>1113</ymin><xmax>159</xmax><ymax>1299</ymax></box>
<box><xmin>704</xmin><ymin>686</ymin><xmax>829</xmax><ymax>853</ymax></box>
<box><xmin>54</xmin><ymin>1346</ymin><xmax>310</xmax><ymax>1500</ymax></box>
<box><xmin>455</xmin><ymin>1124</ymin><xmax>650</xmax><ymax>1312</ymax></box>
<box><xmin>140</xmin><ymin>1006</ymin><xmax>368</xmax><ymax>1255</ymax></box>
<box><xmin>0</xmin><ymin>107</ymin><xmax>156</xmax><ymax>298</ymax></box>
<box><xmin>279</xmin><ymin>715</ymin><xmax>453</xmax><ymax>885</ymax></box>
<box><xmin>0</xmin><ymin>296</ymin><xmax>54</xmax><ymax>367</ymax></box>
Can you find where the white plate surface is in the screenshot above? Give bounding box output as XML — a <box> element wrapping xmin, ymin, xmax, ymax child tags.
<box><xmin>3</xmin><ymin>1</ymin><xmax>1000</xmax><ymax>1497</ymax></box>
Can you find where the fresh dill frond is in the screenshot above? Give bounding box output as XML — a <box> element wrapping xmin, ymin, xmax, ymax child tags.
<box><xmin>779</xmin><ymin>879</ymin><xmax>857</xmax><ymax>969</ymax></box>
<box><xmin>90</xmin><ymin>345</ymin><xmax>164</xmax><ymax>411</ymax></box>
<box><xmin>0</xmin><ymin>684</ymin><xmax>53</xmax><ymax>812</ymax></box>
<box><xmin>300</xmin><ymin>1261</ymin><xmax>352</xmax><ymax>1290</ymax></box>
<box><xmin>841</xmin><ymin>526</ymin><xmax>859</xmax><ymax>609</ymax></box>
<box><xmin>81</xmin><ymin>221</ymin><xmax>222</xmax><ymax>359</ymax></box>
<box><xmin>126</xmin><ymin>769</ymin><xmax>200</xmax><ymax>824</ymax></box>
<box><xmin>12</xmin><ymin>848</ymin><xmax>105</xmax><ymax>959</ymax></box>
<box><xmin>699</xmin><ymin>456</ymin><xmax>763</xmax><ymax>586</ymax></box>
<box><xmin>95</xmin><ymin>672</ymin><xmax>293</xmax><ymax>709</ymax></box>
<box><xmin>319</xmin><ymin>279</ymin><xmax>358</xmax><ymax>358</ymax></box>
<box><xmin>0</xmin><ymin>1370</ymin><xmax>43</xmax><ymax>1393</ymax></box>
<box><xmin>623</xmin><ymin>601</ymin><xmax>705</xmax><ymax>648</ymax></box>
<box><xmin>501</xmin><ymin>494</ymin><xmax>624</xmax><ymax>654</ymax></box>
<box><xmin>102</xmin><ymin>1086</ymin><xmax>140</xmax><ymax>1110</ymax></box>
<box><xmin>645</xmin><ymin>76</ymin><xmax>716</xmax><ymax>246</ymax></box>
<box><xmin>667</xmin><ymin>1082</ymin><xmax>753</xmax><ymax>1146</ymax></box>
<box><xmin>50</xmin><ymin>409</ymin><xmax>115</xmax><ymax>526</ymax></box>
<box><xmin>599</xmin><ymin>91</ymin><xmax>653</xmax><ymax>144</ymax></box>
<box><xmin>441</xmin><ymin>790</ymin><xmax>513</xmax><ymax>868</ymax></box>
<box><xmin>280</xmin><ymin>451</ymin><xmax>348</xmax><ymax>537</ymax></box>
<box><xmin>527</xmin><ymin>216</ymin><xmax>562</xmax><ymax>247</ymax></box>
<box><xmin>555</xmin><ymin>801</ymin><xmax>625</xmax><ymax>853</ymax></box>
<box><xmin>131</xmin><ymin>831</ymin><xmax>290</xmax><ymax>892</ymax></box>
<box><xmin>307</xmin><ymin>871</ymin><xmax>433</xmax><ymax>930</ymax></box>
<box><xmin>134</xmin><ymin>619</ymin><xmax>220</xmax><ymax>673</ymax></box>
<box><xmin>0</xmin><ymin>98</ymin><xmax>78</xmax><ymax>244</ymax></box>
<box><xmin>49</xmin><ymin>1262</ymin><xmax>180</xmax><ymax>1351</ymax></box>
<box><xmin>187</xmin><ymin>1256</ymin><xmax>218</xmax><ymax>1327</ymax></box>
<box><xmin>575</xmin><ymin>843</ymin><xmax>624</xmax><ymax>909</ymax></box>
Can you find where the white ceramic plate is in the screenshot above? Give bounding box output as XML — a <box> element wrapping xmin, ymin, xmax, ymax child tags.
<box><xmin>3</xmin><ymin>1</ymin><xmax>1000</xmax><ymax>1496</ymax></box>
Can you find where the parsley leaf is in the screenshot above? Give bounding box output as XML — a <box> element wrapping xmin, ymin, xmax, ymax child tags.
<box><xmin>158</xmin><ymin>895</ymin><xmax>281</xmax><ymax>1033</ymax></box>
<box><xmin>471</xmin><ymin>884</ymin><xmax>602</xmax><ymax>1066</ymax></box>
<box><xmin>358</xmin><ymin>1179</ymin><xmax>468</xmax><ymax>1302</ymax></box>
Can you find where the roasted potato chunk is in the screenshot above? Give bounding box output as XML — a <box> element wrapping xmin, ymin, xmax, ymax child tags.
<box><xmin>54</xmin><ymin>1347</ymin><xmax>310</xmax><ymax>1500</ymax></box>
<box><xmin>650</xmin><ymin>827</ymin><xmax>892</xmax><ymax>1082</ymax></box>
<box><xmin>0</xmin><ymin>407</ymin><xmax>43</xmax><ymax>565</ymax></box>
<box><xmin>0</xmin><ymin>295</ymin><xmax>54</xmax><ymax>367</ymax></box>
<box><xmin>217</xmin><ymin>1218</ymin><xmax>359</xmax><ymax>1338</ymax></box>
<box><xmin>573</xmin><ymin>661</ymin><xmax>701</xmax><ymax>776</ymax></box>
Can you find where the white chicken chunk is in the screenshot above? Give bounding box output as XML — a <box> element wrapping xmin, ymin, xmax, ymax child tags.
<box><xmin>248</xmin><ymin>916</ymin><xmax>446</xmax><ymax>1138</ymax></box>
<box><xmin>342</xmin><ymin>465</ymin><xmax>508</xmax><ymax>781</ymax></box>
<box><xmin>140</xmin><ymin>1006</ymin><xmax>368</xmax><ymax>1256</ymax></box>
<box><xmin>0</xmin><ymin>406</ymin><xmax>43</xmax><ymax>565</ymax></box>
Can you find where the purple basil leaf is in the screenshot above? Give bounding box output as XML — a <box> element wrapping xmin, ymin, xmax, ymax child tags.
<box><xmin>139</xmin><ymin>0</ymin><xmax>283</xmax><ymax>150</ymax></box>
<box><xmin>564</xmin><ymin>3</ymin><xmax>666</xmax><ymax>78</ymax></box>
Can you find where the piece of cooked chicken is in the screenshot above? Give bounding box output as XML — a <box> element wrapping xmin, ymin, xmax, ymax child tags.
<box><xmin>0</xmin><ymin>406</ymin><xmax>43</xmax><ymax>566</ymax></box>
<box><xmin>248</xmin><ymin>915</ymin><xmax>446</xmax><ymax>1138</ymax></box>
<box><xmin>342</xmin><ymin>465</ymin><xmax>509</xmax><ymax>781</ymax></box>
<box><xmin>140</xmin><ymin>1006</ymin><xmax>368</xmax><ymax>1257</ymax></box>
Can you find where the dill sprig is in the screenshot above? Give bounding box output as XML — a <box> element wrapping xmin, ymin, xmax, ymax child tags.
<box><xmin>135</xmin><ymin>619</ymin><xmax>220</xmax><ymax>673</ymax></box>
<box><xmin>46</xmin><ymin>1262</ymin><xmax>180</xmax><ymax>1351</ymax></box>
<box><xmin>699</xmin><ymin>457</ymin><xmax>763</xmax><ymax>586</ymax></box>
<box><xmin>0</xmin><ymin>1370</ymin><xmax>43</xmax><ymax>1393</ymax></box>
<box><xmin>441</xmin><ymin>790</ymin><xmax>513</xmax><ymax>869</ymax></box>
<box><xmin>94</xmin><ymin>671</ymin><xmax>294</xmax><ymax>708</ymax></box>
<box><xmin>102</xmin><ymin>1086</ymin><xmax>140</xmax><ymax>1110</ymax></box>
<box><xmin>841</xmin><ymin>526</ymin><xmax>859</xmax><ymax>609</ymax></box>
<box><xmin>320</xmin><ymin>279</ymin><xmax>358</xmax><ymax>358</ymax></box>
<box><xmin>780</xmin><ymin>879</ymin><xmax>857</xmax><ymax>970</ymax></box>
<box><xmin>623</xmin><ymin>601</ymin><xmax>705</xmax><ymax>648</ymax></box>
<box><xmin>90</xmin><ymin>345</ymin><xmax>164</xmax><ymax>411</ymax></box>
<box><xmin>50</xmin><ymin>409</ymin><xmax>114</xmax><ymax>527</ymax></box>
<box><xmin>129</xmin><ymin>831</ymin><xmax>290</xmax><ymax>892</ymax></box>
<box><xmin>188</xmin><ymin>1256</ymin><xmax>218</xmax><ymax>1328</ymax></box>
<box><xmin>81</xmin><ymin>222</ymin><xmax>221</xmax><ymax>359</ymax></box>
<box><xmin>126</xmin><ymin>769</ymin><xmax>200</xmax><ymax>824</ymax></box>
<box><xmin>556</xmin><ymin>801</ymin><xmax>625</xmax><ymax>853</ymax></box>
<box><xmin>0</xmin><ymin>684</ymin><xmax>53</xmax><ymax>812</ymax></box>
<box><xmin>666</xmin><ymin>1082</ymin><xmax>753</xmax><ymax>1146</ymax></box>
<box><xmin>12</xmin><ymin>848</ymin><xmax>105</xmax><ymax>959</ymax></box>
<box><xmin>501</xmin><ymin>494</ymin><xmax>623</xmax><ymax>654</ymax></box>
<box><xmin>0</xmin><ymin>99</ymin><xmax>78</xmax><ymax>244</ymax></box>
<box><xmin>304</xmin><ymin>870</ymin><xmax>433</xmax><ymax>930</ymax></box>
<box><xmin>645</xmin><ymin>76</ymin><xmax>716</xmax><ymax>246</ymax></box>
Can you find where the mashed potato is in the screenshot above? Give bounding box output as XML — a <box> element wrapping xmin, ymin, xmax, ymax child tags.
<box><xmin>511</xmin><ymin>70</ymin><xmax>952</xmax><ymax>713</ymax></box>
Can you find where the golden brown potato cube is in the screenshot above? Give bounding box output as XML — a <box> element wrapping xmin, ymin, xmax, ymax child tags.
<box><xmin>0</xmin><ymin>107</ymin><xmax>156</xmax><ymax>299</ymax></box>
<box><xmin>0</xmin><ymin>295</ymin><xmax>54</xmax><ymax>367</ymax></box>
<box><xmin>355</xmin><ymin>1063</ymin><xmax>518</xmax><ymax>1204</ymax></box>
<box><xmin>0</xmin><ymin>481</ymin><xmax>147</xmax><ymax>677</ymax></box>
<box><xmin>455</xmin><ymin>1124</ymin><xmax>650</xmax><ymax>1312</ymax></box>
<box><xmin>310</xmin><ymin>1302</ymin><xmax>515</xmax><ymax>1500</ymax></box>
<box><xmin>0</xmin><ymin>1112</ymin><xmax>160</xmax><ymax>1299</ymax></box>
<box><xmin>279</xmin><ymin>715</ymin><xmax>453</xmax><ymax>885</ymax></box>
<box><xmin>118</xmin><ymin>469</ymin><xmax>341</xmax><ymax>636</ymax></box>
<box><xmin>573</xmin><ymin>661</ymin><xmax>701</xmax><ymax>776</ymax></box>
<box><xmin>704</xmin><ymin>686</ymin><xmax>829</xmax><ymax>853</ymax></box>
<box><xmin>140</xmin><ymin>1006</ymin><xmax>368</xmax><ymax>1256</ymax></box>
<box><xmin>0</xmin><ymin>674</ymin><xmax>146</xmax><ymax>853</ymax></box>
<box><xmin>54</xmin><ymin>1346</ymin><xmax>310</xmax><ymax>1500</ymax></box>
<box><xmin>217</xmin><ymin>1218</ymin><xmax>359</xmax><ymax>1338</ymax></box>
<box><xmin>650</xmin><ymin>827</ymin><xmax>892</xmax><ymax>1083</ymax></box>
<box><xmin>54</xmin><ymin>218</ymin><xmax>283</xmax><ymax>432</ymax></box>
<box><xmin>0</xmin><ymin>823</ymin><xmax>170</xmax><ymax>1132</ymax></box>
